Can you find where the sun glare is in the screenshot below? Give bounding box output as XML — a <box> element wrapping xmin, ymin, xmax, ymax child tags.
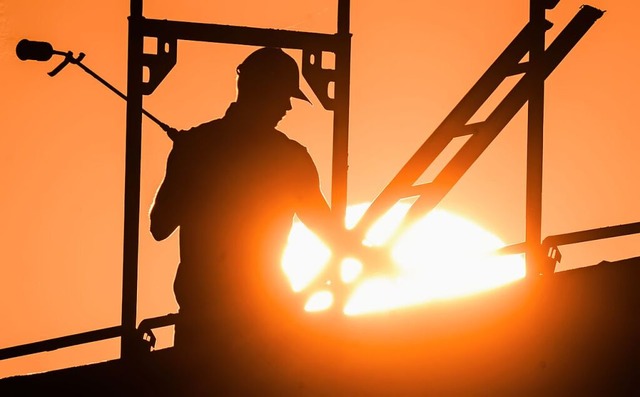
<box><xmin>304</xmin><ymin>290</ymin><xmax>334</xmax><ymax>312</ymax></box>
<box><xmin>281</xmin><ymin>220</ymin><xmax>331</xmax><ymax>292</ymax></box>
<box><xmin>281</xmin><ymin>203</ymin><xmax>526</xmax><ymax>315</ymax></box>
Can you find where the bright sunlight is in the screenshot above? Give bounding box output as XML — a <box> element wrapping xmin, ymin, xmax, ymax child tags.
<box><xmin>281</xmin><ymin>202</ymin><xmax>526</xmax><ymax>315</ymax></box>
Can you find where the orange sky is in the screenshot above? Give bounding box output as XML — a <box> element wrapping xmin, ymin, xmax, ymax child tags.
<box><xmin>1</xmin><ymin>0</ymin><xmax>639</xmax><ymax>377</ymax></box>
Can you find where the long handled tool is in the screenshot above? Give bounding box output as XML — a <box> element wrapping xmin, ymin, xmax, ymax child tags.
<box><xmin>16</xmin><ymin>39</ymin><xmax>175</xmax><ymax>137</ymax></box>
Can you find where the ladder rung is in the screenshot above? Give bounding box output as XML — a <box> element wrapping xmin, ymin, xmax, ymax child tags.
<box><xmin>391</xmin><ymin>183</ymin><xmax>433</xmax><ymax>200</ymax></box>
<box><xmin>409</xmin><ymin>183</ymin><xmax>432</xmax><ymax>196</ymax></box>
<box><xmin>508</xmin><ymin>61</ymin><xmax>529</xmax><ymax>76</ymax></box>
<box><xmin>459</xmin><ymin>122</ymin><xmax>485</xmax><ymax>136</ymax></box>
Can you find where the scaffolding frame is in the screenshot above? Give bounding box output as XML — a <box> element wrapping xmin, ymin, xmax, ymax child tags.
<box><xmin>5</xmin><ymin>1</ymin><xmax>634</xmax><ymax>368</ymax></box>
<box><xmin>120</xmin><ymin>0</ymin><xmax>353</xmax><ymax>358</ymax></box>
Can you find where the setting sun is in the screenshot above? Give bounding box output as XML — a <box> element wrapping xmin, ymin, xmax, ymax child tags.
<box><xmin>282</xmin><ymin>203</ymin><xmax>526</xmax><ymax>315</ymax></box>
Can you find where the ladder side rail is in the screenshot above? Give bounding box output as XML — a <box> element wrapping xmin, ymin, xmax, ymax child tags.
<box><xmin>441</xmin><ymin>22</ymin><xmax>543</xmax><ymax>126</ymax></box>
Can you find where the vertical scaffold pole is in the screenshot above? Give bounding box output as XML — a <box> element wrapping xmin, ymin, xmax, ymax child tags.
<box><xmin>526</xmin><ymin>0</ymin><xmax>546</xmax><ymax>276</ymax></box>
<box><xmin>121</xmin><ymin>0</ymin><xmax>144</xmax><ymax>359</ymax></box>
<box><xmin>332</xmin><ymin>0</ymin><xmax>352</xmax><ymax>223</ymax></box>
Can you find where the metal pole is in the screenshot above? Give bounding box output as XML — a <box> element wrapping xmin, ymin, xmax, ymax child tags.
<box><xmin>121</xmin><ymin>0</ymin><xmax>144</xmax><ymax>359</ymax></box>
<box><xmin>332</xmin><ymin>0</ymin><xmax>351</xmax><ymax>223</ymax></box>
<box><xmin>71</xmin><ymin>61</ymin><xmax>167</xmax><ymax>129</ymax></box>
<box><xmin>0</xmin><ymin>326</ymin><xmax>122</xmax><ymax>361</ymax></box>
<box><xmin>526</xmin><ymin>0</ymin><xmax>546</xmax><ymax>276</ymax></box>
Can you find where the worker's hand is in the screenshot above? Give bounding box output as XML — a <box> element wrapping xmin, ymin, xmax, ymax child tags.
<box><xmin>159</xmin><ymin>122</ymin><xmax>181</xmax><ymax>141</ymax></box>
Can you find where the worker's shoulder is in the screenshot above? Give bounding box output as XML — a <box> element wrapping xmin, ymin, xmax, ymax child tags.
<box><xmin>187</xmin><ymin>118</ymin><xmax>225</xmax><ymax>137</ymax></box>
<box><xmin>171</xmin><ymin>119</ymin><xmax>225</xmax><ymax>144</ymax></box>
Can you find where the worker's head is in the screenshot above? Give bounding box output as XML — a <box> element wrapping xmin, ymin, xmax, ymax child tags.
<box><xmin>236</xmin><ymin>47</ymin><xmax>310</xmax><ymax>126</ymax></box>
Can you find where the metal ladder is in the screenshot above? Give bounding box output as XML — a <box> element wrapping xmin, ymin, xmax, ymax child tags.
<box><xmin>342</xmin><ymin>5</ymin><xmax>604</xmax><ymax>283</ymax></box>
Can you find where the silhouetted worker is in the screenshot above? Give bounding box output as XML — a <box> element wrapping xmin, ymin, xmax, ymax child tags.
<box><xmin>150</xmin><ymin>47</ymin><xmax>350</xmax><ymax>371</ymax></box>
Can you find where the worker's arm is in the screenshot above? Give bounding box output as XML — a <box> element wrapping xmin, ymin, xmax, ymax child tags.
<box><xmin>294</xmin><ymin>152</ymin><xmax>360</xmax><ymax>257</ymax></box>
<box><xmin>296</xmin><ymin>184</ymin><xmax>350</xmax><ymax>250</ymax></box>
<box><xmin>293</xmin><ymin>148</ymin><xmax>394</xmax><ymax>285</ymax></box>
<box><xmin>150</xmin><ymin>144</ymin><xmax>184</xmax><ymax>241</ymax></box>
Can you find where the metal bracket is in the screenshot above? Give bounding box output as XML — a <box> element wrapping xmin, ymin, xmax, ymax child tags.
<box><xmin>302</xmin><ymin>48</ymin><xmax>337</xmax><ymax>110</ymax></box>
<box><xmin>141</xmin><ymin>33</ymin><xmax>177</xmax><ymax>95</ymax></box>
<box><xmin>48</xmin><ymin>51</ymin><xmax>85</xmax><ymax>77</ymax></box>
<box><xmin>545</xmin><ymin>244</ymin><xmax>562</xmax><ymax>273</ymax></box>
<box><xmin>134</xmin><ymin>313</ymin><xmax>179</xmax><ymax>353</ymax></box>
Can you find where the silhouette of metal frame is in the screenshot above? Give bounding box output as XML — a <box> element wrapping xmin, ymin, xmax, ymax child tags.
<box><xmin>310</xmin><ymin>4</ymin><xmax>605</xmax><ymax>292</ymax></box>
<box><xmin>5</xmin><ymin>0</ymin><xmax>638</xmax><ymax>369</ymax></box>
